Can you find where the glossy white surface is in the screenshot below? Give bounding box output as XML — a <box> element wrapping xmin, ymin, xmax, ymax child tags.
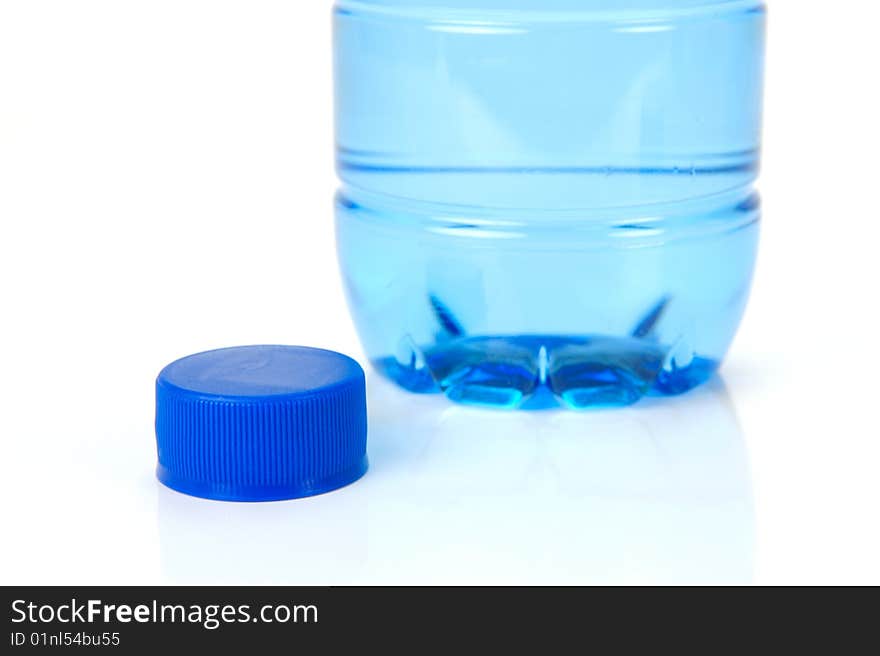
<box><xmin>1</xmin><ymin>0</ymin><xmax>878</xmax><ymax>585</ymax></box>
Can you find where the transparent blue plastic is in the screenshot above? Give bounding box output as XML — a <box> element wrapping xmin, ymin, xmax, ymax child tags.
<box><xmin>334</xmin><ymin>0</ymin><xmax>765</xmax><ymax>409</ymax></box>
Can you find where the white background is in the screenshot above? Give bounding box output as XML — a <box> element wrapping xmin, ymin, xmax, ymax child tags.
<box><xmin>1</xmin><ymin>1</ymin><xmax>878</xmax><ymax>585</ymax></box>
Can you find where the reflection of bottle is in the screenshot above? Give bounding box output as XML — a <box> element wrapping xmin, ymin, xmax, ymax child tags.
<box><xmin>363</xmin><ymin>376</ymin><xmax>753</xmax><ymax>584</ymax></box>
<box><xmin>334</xmin><ymin>1</ymin><xmax>765</xmax><ymax>409</ymax></box>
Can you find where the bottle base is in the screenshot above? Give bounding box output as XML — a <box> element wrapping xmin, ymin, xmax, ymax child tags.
<box><xmin>373</xmin><ymin>334</ymin><xmax>718</xmax><ymax>411</ymax></box>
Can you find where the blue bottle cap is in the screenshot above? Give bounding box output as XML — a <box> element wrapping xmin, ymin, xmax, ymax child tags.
<box><xmin>155</xmin><ymin>345</ymin><xmax>368</xmax><ymax>501</ymax></box>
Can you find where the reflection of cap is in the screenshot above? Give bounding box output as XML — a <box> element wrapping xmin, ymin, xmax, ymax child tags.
<box><xmin>155</xmin><ymin>345</ymin><xmax>368</xmax><ymax>502</ymax></box>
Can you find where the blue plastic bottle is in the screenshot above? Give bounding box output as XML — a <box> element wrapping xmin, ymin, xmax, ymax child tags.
<box><xmin>334</xmin><ymin>0</ymin><xmax>766</xmax><ymax>409</ymax></box>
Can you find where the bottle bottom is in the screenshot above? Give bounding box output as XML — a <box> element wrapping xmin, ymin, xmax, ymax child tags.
<box><xmin>373</xmin><ymin>334</ymin><xmax>718</xmax><ymax>410</ymax></box>
<box><xmin>337</xmin><ymin>185</ymin><xmax>759</xmax><ymax>411</ymax></box>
